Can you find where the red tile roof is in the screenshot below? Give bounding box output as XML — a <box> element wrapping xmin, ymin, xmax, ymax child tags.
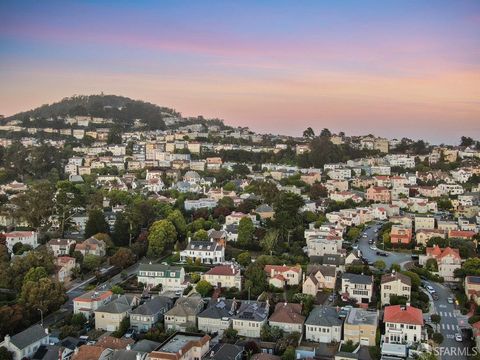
<box><xmin>384</xmin><ymin>305</ymin><xmax>423</xmax><ymax>326</ymax></box>
<box><xmin>264</xmin><ymin>264</ymin><xmax>301</xmax><ymax>275</ymax></box>
<box><xmin>205</xmin><ymin>265</ymin><xmax>239</xmax><ymax>276</ymax></box>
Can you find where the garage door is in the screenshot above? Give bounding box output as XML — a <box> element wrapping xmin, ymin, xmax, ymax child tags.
<box><xmin>360</xmin><ymin>338</ymin><xmax>369</xmax><ymax>346</ymax></box>
<box><xmin>319</xmin><ymin>335</ymin><xmax>330</xmax><ymax>343</ymax></box>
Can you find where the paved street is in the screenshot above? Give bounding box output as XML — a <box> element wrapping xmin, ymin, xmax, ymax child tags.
<box><xmin>429</xmin><ymin>282</ymin><xmax>470</xmax><ymax>360</ymax></box>
<box><xmin>357</xmin><ymin>222</ymin><xmax>412</xmax><ymax>269</ymax></box>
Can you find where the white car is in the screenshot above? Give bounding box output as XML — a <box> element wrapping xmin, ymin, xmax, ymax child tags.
<box><xmin>455</xmin><ymin>333</ymin><xmax>462</xmax><ymax>342</ymax></box>
<box><xmin>370</xmin><ymin>246</ymin><xmax>377</xmax><ymax>251</ymax></box>
<box><xmin>447</xmin><ymin>297</ymin><xmax>454</xmax><ymax>304</ymax></box>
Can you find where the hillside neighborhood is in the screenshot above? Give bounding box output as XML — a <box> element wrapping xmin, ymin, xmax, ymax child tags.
<box><xmin>0</xmin><ymin>96</ymin><xmax>479</xmax><ymax>360</ymax></box>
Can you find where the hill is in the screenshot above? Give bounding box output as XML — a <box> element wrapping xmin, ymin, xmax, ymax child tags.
<box><xmin>5</xmin><ymin>94</ymin><xmax>183</xmax><ymax>130</ymax></box>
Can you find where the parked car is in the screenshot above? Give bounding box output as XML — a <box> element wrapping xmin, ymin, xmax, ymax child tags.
<box><xmin>447</xmin><ymin>297</ymin><xmax>454</xmax><ymax>304</ymax></box>
<box><xmin>124</xmin><ymin>329</ymin><xmax>136</xmax><ymax>339</ymax></box>
<box><xmin>455</xmin><ymin>333</ymin><xmax>463</xmax><ymax>342</ymax></box>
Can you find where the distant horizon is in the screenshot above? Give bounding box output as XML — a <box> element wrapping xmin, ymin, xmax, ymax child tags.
<box><xmin>1</xmin><ymin>0</ymin><xmax>479</xmax><ymax>144</ymax></box>
<box><xmin>0</xmin><ymin>92</ymin><xmax>475</xmax><ymax>146</ymax></box>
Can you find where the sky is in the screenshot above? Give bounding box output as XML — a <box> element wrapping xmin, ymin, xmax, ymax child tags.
<box><xmin>1</xmin><ymin>0</ymin><xmax>479</xmax><ymax>144</ymax></box>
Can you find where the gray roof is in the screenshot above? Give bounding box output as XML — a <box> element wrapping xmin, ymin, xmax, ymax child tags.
<box><xmin>110</xmin><ymin>350</ymin><xmax>141</xmax><ymax>360</ymax></box>
<box><xmin>131</xmin><ymin>340</ymin><xmax>161</xmax><ymax>353</ymax></box>
<box><xmin>33</xmin><ymin>345</ymin><xmax>68</xmax><ymax>360</ymax></box>
<box><xmin>165</xmin><ymin>295</ymin><xmax>204</xmax><ymax>317</ymax></box>
<box><xmin>305</xmin><ymin>306</ymin><xmax>343</xmax><ymax>327</ymax></box>
<box><xmin>345</xmin><ymin>308</ymin><xmax>378</xmax><ymax>326</ymax></box>
<box><xmin>96</xmin><ymin>295</ymin><xmax>132</xmax><ymax>314</ymax></box>
<box><xmin>342</xmin><ymin>273</ymin><xmax>373</xmax><ymax>285</ymax></box>
<box><xmin>256</xmin><ymin>204</ymin><xmax>273</xmax><ymax>213</ymax></box>
<box><xmin>208</xmin><ymin>343</ymin><xmax>244</xmax><ymax>360</ymax></box>
<box><xmin>131</xmin><ymin>296</ymin><xmax>172</xmax><ymax>316</ymax></box>
<box><xmin>138</xmin><ymin>263</ymin><xmax>183</xmax><ymax>276</ymax></box>
<box><xmin>198</xmin><ymin>299</ymin><xmax>240</xmax><ymax>320</ymax></box>
<box><xmin>233</xmin><ymin>301</ymin><xmax>269</xmax><ymax>322</ymax></box>
<box><xmin>7</xmin><ymin>324</ymin><xmax>48</xmax><ymax>350</ymax></box>
<box><xmin>307</xmin><ymin>264</ymin><xmax>336</xmax><ymax>277</ymax></box>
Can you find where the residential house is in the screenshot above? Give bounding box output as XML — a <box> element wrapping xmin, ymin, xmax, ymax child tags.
<box><xmin>232</xmin><ymin>301</ymin><xmax>269</xmax><ymax>338</ymax></box>
<box><xmin>164</xmin><ymin>295</ymin><xmax>204</xmax><ymax>331</ymax></box>
<box><xmin>4</xmin><ymin>231</ymin><xmax>38</xmax><ymax>253</ymax></box>
<box><xmin>130</xmin><ymin>296</ymin><xmax>173</xmax><ymax>332</ymax></box>
<box><xmin>384</xmin><ymin>305</ymin><xmax>423</xmax><ymax>345</ymax></box>
<box><xmin>0</xmin><ymin>325</ymin><xmax>50</xmax><ymax>360</ymax></box>
<box><xmin>47</xmin><ymin>238</ymin><xmax>76</xmax><ymax>257</ymax></box>
<box><xmin>390</xmin><ymin>225</ymin><xmax>413</xmax><ymax>246</ymax></box>
<box><xmin>341</xmin><ymin>273</ymin><xmax>374</xmax><ymax>305</ymax></box>
<box><xmin>137</xmin><ymin>263</ymin><xmax>185</xmax><ymax>292</ymax></box>
<box><xmin>74</xmin><ymin>236</ymin><xmax>106</xmax><ymax>257</ymax></box>
<box><xmin>465</xmin><ymin>276</ymin><xmax>480</xmax><ymax>305</ymax></box>
<box><xmin>302</xmin><ymin>265</ymin><xmax>336</xmax><ymax>296</ymax></box>
<box><xmin>268</xmin><ymin>302</ymin><xmax>305</xmax><ymax>335</ymax></box>
<box><xmin>414</xmin><ymin>216</ymin><xmax>435</xmax><ymax>231</ymax></box>
<box><xmin>55</xmin><ymin>256</ymin><xmax>76</xmax><ymax>284</ymax></box>
<box><xmin>343</xmin><ymin>308</ymin><xmax>379</xmax><ymax>346</ymax></box>
<box><xmin>264</xmin><ymin>264</ymin><xmax>302</xmax><ymax>288</ymax></box>
<box><xmin>448</xmin><ymin>230</ymin><xmax>476</xmax><ymax>240</ymax></box>
<box><xmin>415</xmin><ymin>229</ymin><xmax>446</xmax><ymax>247</ymax></box>
<box><xmin>198</xmin><ymin>298</ymin><xmax>240</xmax><ymax>335</ymax></box>
<box><xmin>202</xmin><ymin>265</ymin><xmax>242</xmax><ymax>290</ymax></box>
<box><xmin>304</xmin><ymin>306</ymin><xmax>342</xmax><ymax>343</ymax></box>
<box><xmin>380</xmin><ymin>272</ymin><xmax>411</xmax><ymax>305</ymax></box>
<box><xmin>73</xmin><ymin>290</ymin><xmax>113</xmax><ymax>317</ymax></box>
<box><xmin>255</xmin><ymin>204</ymin><xmax>275</xmax><ymax>220</ymax></box>
<box><xmin>149</xmin><ymin>332</ymin><xmax>210</xmax><ymax>360</ymax></box>
<box><xmin>94</xmin><ymin>295</ymin><xmax>140</xmax><ymax>331</ymax></box>
<box><xmin>366</xmin><ymin>186</ymin><xmax>391</xmax><ymax>203</ymax></box>
<box><xmin>419</xmin><ymin>246</ymin><xmax>461</xmax><ymax>281</ymax></box>
<box><xmin>180</xmin><ymin>239</ymin><xmax>225</xmax><ymax>264</ymax></box>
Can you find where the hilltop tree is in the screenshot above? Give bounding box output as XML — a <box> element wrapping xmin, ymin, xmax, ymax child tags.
<box><xmin>302</xmin><ymin>127</ymin><xmax>315</xmax><ymax>139</ymax></box>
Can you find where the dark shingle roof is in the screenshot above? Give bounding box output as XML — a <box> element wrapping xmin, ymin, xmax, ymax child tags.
<box><xmin>130</xmin><ymin>296</ymin><xmax>172</xmax><ymax>316</ymax></box>
<box><xmin>8</xmin><ymin>324</ymin><xmax>48</xmax><ymax>350</ymax></box>
<box><xmin>305</xmin><ymin>306</ymin><xmax>343</xmax><ymax>327</ymax></box>
<box><xmin>342</xmin><ymin>273</ymin><xmax>373</xmax><ymax>285</ymax></box>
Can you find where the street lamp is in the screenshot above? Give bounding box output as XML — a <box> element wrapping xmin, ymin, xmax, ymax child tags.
<box><xmin>37</xmin><ymin>308</ymin><xmax>43</xmax><ymax>327</ymax></box>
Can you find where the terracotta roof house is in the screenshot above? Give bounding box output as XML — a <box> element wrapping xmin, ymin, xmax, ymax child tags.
<box><xmin>384</xmin><ymin>305</ymin><xmax>423</xmax><ymax>345</ymax></box>
<box><xmin>268</xmin><ymin>302</ymin><xmax>305</xmax><ymax>335</ymax></box>
<box><xmin>202</xmin><ymin>265</ymin><xmax>242</xmax><ymax>290</ymax></box>
<box><xmin>149</xmin><ymin>332</ymin><xmax>210</xmax><ymax>360</ymax></box>
<box><xmin>264</xmin><ymin>264</ymin><xmax>302</xmax><ymax>288</ymax></box>
<box><xmin>448</xmin><ymin>230</ymin><xmax>476</xmax><ymax>240</ymax></box>
<box><xmin>71</xmin><ymin>345</ymin><xmax>111</xmax><ymax>360</ymax></box>
<box><xmin>419</xmin><ymin>245</ymin><xmax>461</xmax><ymax>281</ymax></box>
<box><xmin>465</xmin><ymin>276</ymin><xmax>480</xmax><ymax>305</ymax></box>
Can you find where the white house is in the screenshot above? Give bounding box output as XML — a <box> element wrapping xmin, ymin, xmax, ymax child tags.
<box><xmin>4</xmin><ymin>231</ymin><xmax>38</xmax><ymax>253</ymax></box>
<box><xmin>384</xmin><ymin>305</ymin><xmax>423</xmax><ymax>345</ymax></box>
<box><xmin>180</xmin><ymin>239</ymin><xmax>225</xmax><ymax>264</ymax></box>
<box><xmin>137</xmin><ymin>263</ymin><xmax>186</xmax><ymax>292</ymax></box>
<box><xmin>0</xmin><ymin>325</ymin><xmax>50</xmax><ymax>360</ymax></box>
